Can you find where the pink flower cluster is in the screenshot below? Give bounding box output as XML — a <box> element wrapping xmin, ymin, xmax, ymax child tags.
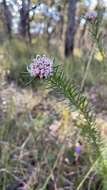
<box><xmin>27</xmin><ymin>55</ymin><xmax>53</xmax><ymax>78</ymax></box>
<box><xmin>85</xmin><ymin>11</ymin><xmax>97</xmax><ymax>20</ymax></box>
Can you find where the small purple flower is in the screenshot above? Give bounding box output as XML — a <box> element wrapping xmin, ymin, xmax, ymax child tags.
<box><xmin>85</xmin><ymin>11</ymin><xmax>97</xmax><ymax>20</ymax></box>
<box><xmin>75</xmin><ymin>146</ymin><xmax>82</xmax><ymax>153</ymax></box>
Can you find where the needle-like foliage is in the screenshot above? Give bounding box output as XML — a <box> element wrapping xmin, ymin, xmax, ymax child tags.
<box><xmin>46</xmin><ymin>65</ymin><xmax>103</xmax><ymax>158</ymax></box>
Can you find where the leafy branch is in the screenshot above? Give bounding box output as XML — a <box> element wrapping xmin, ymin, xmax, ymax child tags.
<box><xmin>46</xmin><ymin>65</ymin><xmax>102</xmax><ymax>156</ymax></box>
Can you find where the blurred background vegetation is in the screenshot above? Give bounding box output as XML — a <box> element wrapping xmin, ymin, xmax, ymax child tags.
<box><xmin>0</xmin><ymin>0</ymin><xmax>107</xmax><ymax>189</ymax></box>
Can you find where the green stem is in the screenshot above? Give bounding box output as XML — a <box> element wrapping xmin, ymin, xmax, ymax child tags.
<box><xmin>40</xmin><ymin>141</ymin><xmax>66</xmax><ymax>190</ymax></box>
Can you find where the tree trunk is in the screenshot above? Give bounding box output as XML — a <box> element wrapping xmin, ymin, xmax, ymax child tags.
<box><xmin>3</xmin><ymin>0</ymin><xmax>12</xmax><ymax>39</ymax></box>
<box><xmin>65</xmin><ymin>0</ymin><xmax>76</xmax><ymax>56</ymax></box>
<box><xmin>20</xmin><ymin>0</ymin><xmax>26</xmax><ymax>38</ymax></box>
<box><xmin>27</xmin><ymin>0</ymin><xmax>31</xmax><ymax>43</ymax></box>
<box><xmin>20</xmin><ymin>0</ymin><xmax>30</xmax><ymax>38</ymax></box>
<box><xmin>57</xmin><ymin>4</ymin><xmax>65</xmax><ymax>40</ymax></box>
